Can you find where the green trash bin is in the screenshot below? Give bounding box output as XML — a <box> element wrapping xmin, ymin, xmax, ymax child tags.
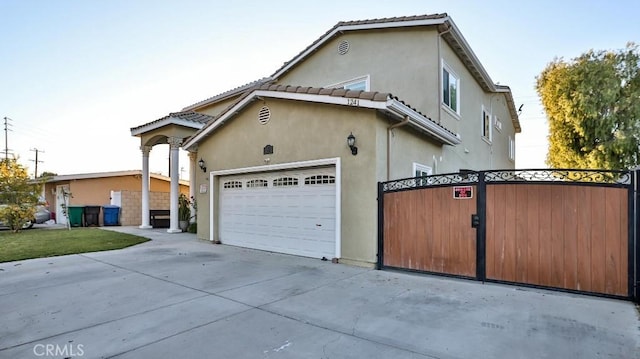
<box><xmin>68</xmin><ymin>205</ymin><xmax>84</xmax><ymax>227</ymax></box>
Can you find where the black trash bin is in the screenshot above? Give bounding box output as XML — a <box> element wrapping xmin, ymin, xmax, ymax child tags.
<box><xmin>84</xmin><ymin>206</ymin><xmax>101</xmax><ymax>227</ymax></box>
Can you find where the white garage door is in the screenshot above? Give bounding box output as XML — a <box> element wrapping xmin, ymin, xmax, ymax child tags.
<box><xmin>219</xmin><ymin>168</ymin><xmax>336</xmax><ymax>259</ymax></box>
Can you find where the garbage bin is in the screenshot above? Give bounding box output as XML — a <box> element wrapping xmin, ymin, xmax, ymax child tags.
<box><xmin>67</xmin><ymin>206</ymin><xmax>84</xmax><ymax>227</ymax></box>
<box><xmin>84</xmin><ymin>206</ymin><xmax>101</xmax><ymax>227</ymax></box>
<box><xmin>102</xmin><ymin>205</ymin><xmax>120</xmax><ymax>226</ymax></box>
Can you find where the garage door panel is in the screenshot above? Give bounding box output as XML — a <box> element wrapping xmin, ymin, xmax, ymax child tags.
<box><xmin>219</xmin><ymin>168</ymin><xmax>336</xmax><ymax>259</ymax></box>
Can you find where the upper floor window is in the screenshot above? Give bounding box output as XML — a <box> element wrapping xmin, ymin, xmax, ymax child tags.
<box><xmin>442</xmin><ymin>63</ymin><xmax>459</xmax><ymax>113</ymax></box>
<box><xmin>327</xmin><ymin>75</ymin><xmax>370</xmax><ymax>92</ymax></box>
<box><xmin>482</xmin><ymin>107</ymin><xmax>492</xmax><ymax>143</ymax></box>
<box><xmin>508</xmin><ymin>136</ymin><xmax>515</xmax><ymax>161</ymax></box>
<box><xmin>413</xmin><ymin>163</ymin><xmax>433</xmax><ymax>186</ymax></box>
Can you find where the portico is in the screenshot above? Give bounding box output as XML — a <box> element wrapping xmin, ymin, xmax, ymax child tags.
<box><xmin>130</xmin><ymin>111</ymin><xmax>212</xmax><ymax>233</ymax></box>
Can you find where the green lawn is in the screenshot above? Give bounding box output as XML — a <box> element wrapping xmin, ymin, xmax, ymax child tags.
<box><xmin>0</xmin><ymin>228</ymin><xmax>150</xmax><ymax>263</ymax></box>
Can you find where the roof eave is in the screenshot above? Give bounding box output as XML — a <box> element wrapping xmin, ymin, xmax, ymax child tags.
<box><xmin>131</xmin><ymin>117</ymin><xmax>205</xmax><ymax>137</ymax></box>
<box><xmin>386</xmin><ymin>99</ymin><xmax>461</xmax><ymax>145</ymax></box>
<box><xmin>495</xmin><ymin>86</ymin><xmax>522</xmax><ymax>133</ymax></box>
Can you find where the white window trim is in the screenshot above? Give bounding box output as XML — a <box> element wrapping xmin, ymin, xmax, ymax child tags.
<box><xmin>210</xmin><ymin>157</ymin><xmax>341</xmax><ymax>258</ymax></box>
<box><xmin>508</xmin><ymin>136</ymin><xmax>515</xmax><ymax>162</ymax></box>
<box><xmin>481</xmin><ymin>105</ymin><xmax>492</xmax><ymax>144</ymax></box>
<box><xmin>413</xmin><ymin>163</ymin><xmax>433</xmax><ymax>177</ymax></box>
<box><xmin>494</xmin><ymin>115</ymin><xmax>502</xmax><ymax>132</ymax></box>
<box><xmin>441</xmin><ymin>61</ymin><xmax>461</xmax><ymax>116</ymax></box>
<box><xmin>326</xmin><ymin>74</ymin><xmax>370</xmax><ymax>91</ymax></box>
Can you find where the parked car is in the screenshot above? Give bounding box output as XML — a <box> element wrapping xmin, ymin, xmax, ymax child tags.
<box><xmin>0</xmin><ymin>204</ymin><xmax>50</xmax><ymax>229</ymax></box>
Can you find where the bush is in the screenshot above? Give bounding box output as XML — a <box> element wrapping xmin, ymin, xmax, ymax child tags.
<box><xmin>187</xmin><ymin>222</ymin><xmax>197</xmax><ymax>233</ymax></box>
<box><xmin>0</xmin><ymin>204</ymin><xmax>35</xmax><ymax>232</ymax></box>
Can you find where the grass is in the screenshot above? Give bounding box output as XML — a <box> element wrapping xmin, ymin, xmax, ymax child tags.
<box><xmin>0</xmin><ymin>227</ymin><xmax>150</xmax><ymax>263</ymax></box>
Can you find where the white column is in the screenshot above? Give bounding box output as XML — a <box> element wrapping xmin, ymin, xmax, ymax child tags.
<box><xmin>167</xmin><ymin>137</ymin><xmax>182</xmax><ymax>233</ymax></box>
<box><xmin>188</xmin><ymin>151</ymin><xmax>197</xmax><ymax>223</ymax></box>
<box><xmin>139</xmin><ymin>146</ymin><xmax>153</xmax><ymax>229</ymax></box>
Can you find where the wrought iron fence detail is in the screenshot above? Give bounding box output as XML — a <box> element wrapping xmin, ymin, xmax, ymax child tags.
<box><xmin>382</xmin><ymin>169</ymin><xmax>632</xmax><ymax>192</ymax></box>
<box><xmin>484</xmin><ymin>169</ymin><xmax>631</xmax><ymax>185</ymax></box>
<box><xmin>383</xmin><ymin>172</ymin><xmax>478</xmax><ymax>191</ymax></box>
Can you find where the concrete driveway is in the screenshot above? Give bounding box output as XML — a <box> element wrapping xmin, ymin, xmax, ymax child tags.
<box><xmin>0</xmin><ymin>227</ymin><xmax>638</xmax><ymax>359</ymax></box>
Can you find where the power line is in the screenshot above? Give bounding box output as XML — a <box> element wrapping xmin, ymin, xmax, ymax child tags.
<box><xmin>29</xmin><ymin>148</ymin><xmax>45</xmax><ymax>178</ymax></box>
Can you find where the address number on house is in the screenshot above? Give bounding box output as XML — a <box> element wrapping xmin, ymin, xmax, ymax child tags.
<box><xmin>347</xmin><ymin>98</ymin><xmax>359</xmax><ymax>106</ymax></box>
<box><xmin>453</xmin><ymin>186</ymin><xmax>473</xmax><ymax>199</ymax></box>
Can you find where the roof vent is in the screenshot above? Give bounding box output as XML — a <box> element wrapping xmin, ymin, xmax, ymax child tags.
<box><xmin>338</xmin><ymin>40</ymin><xmax>350</xmax><ymax>55</ymax></box>
<box><xmin>258</xmin><ymin>106</ymin><xmax>271</xmax><ymax>125</ymax></box>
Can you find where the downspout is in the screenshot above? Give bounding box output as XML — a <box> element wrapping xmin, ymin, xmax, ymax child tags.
<box><xmin>387</xmin><ymin>116</ymin><xmax>410</xmax><ymax>180</ymax></box>
<box><xmin>437</xmin><ymin>22</ymin><xmax>452</xmax><ymax>172</ymax></box>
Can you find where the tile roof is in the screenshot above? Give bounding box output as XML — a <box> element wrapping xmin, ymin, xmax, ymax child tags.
<box><xmin>253</xmin><ymin>84</ymin><xmax>457</xmax><ymax>138</ymax></box>
<box><xmin>183</xmin><ymin>83</ymin><xmax>460</xmax><ymax>149</ymax></box>
<box><xmin>130</xmin><ymin>111</ymin><xmax>213</xmax><ymax>133</ymax></box>
<box><xmin>334</xmin><ymin>13</ymin><xmax>448</xmax><ymax>27</ymax></box>
<box><xmin>182</xmin><ymin>78</ymin><xmax>273</xmax><ymax>111</ymax></box>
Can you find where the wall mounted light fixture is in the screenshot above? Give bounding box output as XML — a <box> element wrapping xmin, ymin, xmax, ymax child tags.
<box><xmin>347</xmin><ymin>132</ymin><xmax>358</xmax><ymax>156</ymax></box>
<box><xmin>198</xmin><ymin>158</ymin><xmax>207</xmax><ymax>173</ymax></box>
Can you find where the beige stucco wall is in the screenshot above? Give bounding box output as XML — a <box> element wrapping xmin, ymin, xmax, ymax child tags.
<box><xmin>438</xmin><ymin>43</ymin><xmax>517</xmax><ymax>172</ymax></box>
<box><xmin>195</xmin><ymin>98</ymin><xmax>380</xmax><ymax>265</ymax></box>
<box><xmin>277</xmin><ymin>28</ymin><xmax>441</xmax><ymax>118</ymax></box>
<box><xmin>191</xmin><ymin>96</ymin><xmax>242</xmax><ymax>118</ymax></box>
<box><xmin>376</xmin><ymin>117</ymin><xmax>444</xmax><ymax>181</ymax></box>
<box><xmin>275</xmin><ymin>26</ymin><xmax>517</xmax><ymax>173</ymax></box>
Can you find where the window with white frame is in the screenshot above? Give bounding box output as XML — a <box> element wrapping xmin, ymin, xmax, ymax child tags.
<box><xmin>481</xmin><ymin>107</ymin><xmax>492</xmax><ymax>143</ymax></box>
<box><xmin>508</xmin><ymin>136</ymin><xmax>515</xmax><ymax>161</ymax></box>
<box><xmin>442</xmin><ymin>63</ymin><xmax>459</xmax><ymax>114</ymax></box>
<box><xmin>413</xmin><ymin>163</ymin><xmax>433</xmax><ymax>186</ymax></box>
<box><xmin>328</xmin><ymin>75</ymin><xmax>370</xmax><ymax>91</ymax></box>
<box><xmin>494</xmin><ymin>116</ymin><xmax>502</xmax><ymax>132</ymax></box>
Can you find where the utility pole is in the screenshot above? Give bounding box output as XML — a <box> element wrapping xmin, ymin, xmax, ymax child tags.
<box><xmin>2</xmin><ymin>117</ymin><xmax>13</xmax><ymax>162</ymax></box>
<box><xmin>30</xmin><ymin>148</ymin><xmax>44</xmax><ymax>178</ymax></box>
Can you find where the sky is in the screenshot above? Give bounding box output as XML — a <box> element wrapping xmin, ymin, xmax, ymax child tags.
<box><xmin>1</xmin><ymin>0</ymin><xmax>639</xmax><ymax>178</ymax></box>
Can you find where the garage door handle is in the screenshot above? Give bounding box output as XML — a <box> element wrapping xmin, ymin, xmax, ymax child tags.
<box><xmin>316</xmin><ymin>224</ymin><xmax>322</xmax><ymax>227</ymax></box>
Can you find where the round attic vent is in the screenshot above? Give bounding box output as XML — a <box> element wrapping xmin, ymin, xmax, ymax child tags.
<box><xmin>258</xmin><ymin>106</ymin><xmax>271</xmax><ymax>125</ymax></box>
<box><xmin>338</xmin><ymin>40</ymin><xmax>350</xmax><ymax>55</ymax></box>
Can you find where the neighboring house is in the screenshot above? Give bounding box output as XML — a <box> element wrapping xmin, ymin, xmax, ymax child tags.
<box><xmin>44</xmin><ymin>170</ymin><xmax>189</xmax><ymax>226</ymax></box>
<box><xmin>131</xmin><ymin>14</ymin><xmax>521</xmax><ymax>267</ymax></box>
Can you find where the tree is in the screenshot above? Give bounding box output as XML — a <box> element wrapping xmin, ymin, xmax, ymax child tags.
<box><xmin>536</xmin><ymin>43</ymin><xmax>640</xmax><ymax>169</ymax></box>
<box><xmin>39</xmin><ymin>171</ymin><xmax>57</xmax><ymax>178</ymax></box>
<box><xmin>0</xmin><ymin>158</ymin><xmax>42</xmax><ymax>231</ymax></box>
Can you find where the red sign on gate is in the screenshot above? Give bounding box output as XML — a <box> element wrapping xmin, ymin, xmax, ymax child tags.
<box><xmin>453</xmin><ymin>186</ymin><xmax>473</xmax><ymax>199</ymax></box>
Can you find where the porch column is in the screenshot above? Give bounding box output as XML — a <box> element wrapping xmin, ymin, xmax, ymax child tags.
<box><xmin>188</xmin><ymin>151</ymin><xmax>197</xmax><ymax>223</ymax></box>
<box><xmin>139</xmin><ymin>145</ymin><xmax>153</xmax><ymax>229</ymax></box>
<box><xmin>167</xmin><ymin>137</ymin><xmax>182</xmax><ymax>233</ymax></box>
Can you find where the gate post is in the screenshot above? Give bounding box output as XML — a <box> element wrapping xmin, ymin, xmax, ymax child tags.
<box><xmin>634</xmin><ymin>170</ymin><xmax>640</xmax><ymax>302</ymax></box>
<box><xmin>377</xmin><ymin>181</ymin><xmax>384</xmax><ymax>270</ymax></box>
<box><xmin>476</xmin><ymin>171</ymin><xmax>486</xmax><ymax>282</ymax></box>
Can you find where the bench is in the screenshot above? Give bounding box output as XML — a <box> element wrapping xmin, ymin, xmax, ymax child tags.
<box><xmin>150</xmin><ymin>209</ymin><xmax>170</xmax><ymax>228</ymax></box>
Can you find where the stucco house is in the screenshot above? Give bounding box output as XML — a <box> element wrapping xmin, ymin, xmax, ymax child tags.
<box><xmin>131</xmin><ymin>14</ymin><xmax>521</xmax><ymax>267</ymax></box>
<box><xmin>44</xmin><ymin>170</ymin><xmax>189</xmax><ymax>226</ymax></box>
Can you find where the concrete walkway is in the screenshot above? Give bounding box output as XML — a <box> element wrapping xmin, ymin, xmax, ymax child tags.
<box><xmin>0</xmin><ymin>226</ymin><xmax>638</xmax><ymax>358</ymax></box>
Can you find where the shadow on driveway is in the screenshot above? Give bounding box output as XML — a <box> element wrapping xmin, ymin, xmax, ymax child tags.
<box><xmin>0</xmin><ymin>226</ymin><xmax>638</xmax><ymax>358</ymax></box>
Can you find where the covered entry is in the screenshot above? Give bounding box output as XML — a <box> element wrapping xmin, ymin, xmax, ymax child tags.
<box><xmin>378</xmin><ymin>169</ymin><xmax>639</xmax><ymax>301</ymax></box>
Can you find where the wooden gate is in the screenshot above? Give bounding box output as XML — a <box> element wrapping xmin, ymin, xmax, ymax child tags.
<box><xmin>378</xmin><ymin>169</ymin><xmax>638</xmax><ymax>301</ymax></box>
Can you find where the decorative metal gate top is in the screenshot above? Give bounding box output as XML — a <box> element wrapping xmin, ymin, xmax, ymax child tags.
<box><xmin>382</xmin><ymin>168</ymin><xmax>632</xmax><ymax>192</ymax></box>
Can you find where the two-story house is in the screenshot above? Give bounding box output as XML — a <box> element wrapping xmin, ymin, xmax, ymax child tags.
<box><xmin>131</xmin><ymin>14</ymin><xmax>521</xmax><ymax>267</ymax></box>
